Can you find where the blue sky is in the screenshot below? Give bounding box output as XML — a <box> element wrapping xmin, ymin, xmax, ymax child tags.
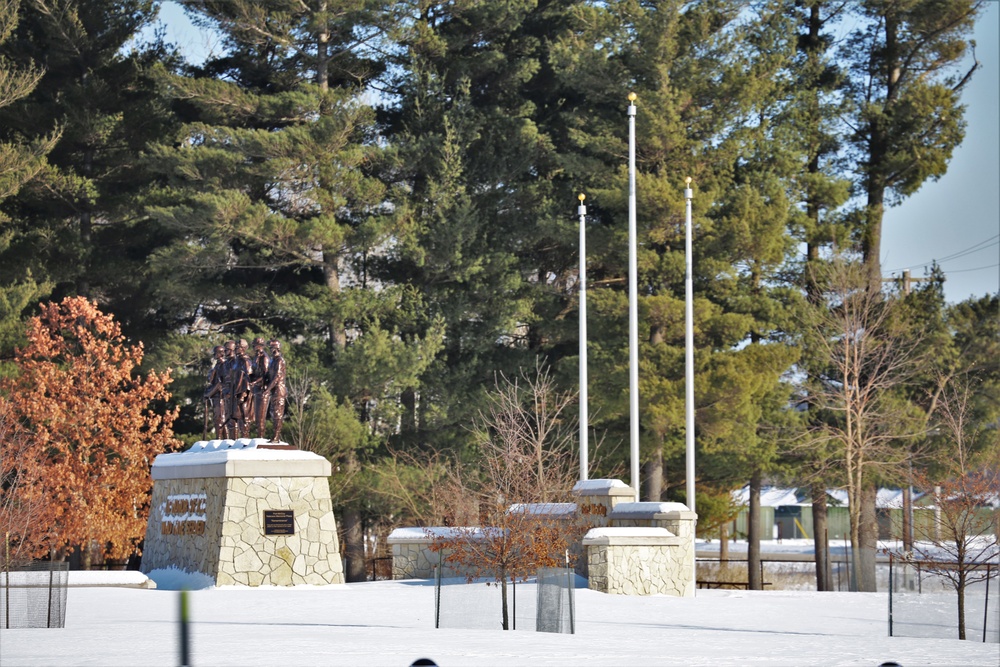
<box><xmin>149</xmin><ymin>1</ymin><xmax>999</xmax><ymax>304</ymax></box>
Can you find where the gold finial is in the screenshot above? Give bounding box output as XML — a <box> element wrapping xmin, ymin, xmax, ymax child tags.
<box><xmin>685</xmin><ymin>176</ymin><xmax>692</xmax><ymax>186</ymax></box>
<box><xmin>628</xmin><ymin>92</ymin><xmax>637</xmax><ymax>103</ymax></box>
<box><xmin>578</xmin><ymin>193</ymin><xmax>586</xmax><ymax>202</ymax></box>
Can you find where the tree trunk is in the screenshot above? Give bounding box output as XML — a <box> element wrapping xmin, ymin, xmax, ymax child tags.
<box><xmin>315</xmin><ymin>1</ymin><xmax>329</xmax><ymax>92</ymax></box>
<box><xmin>720</xmin><ymin>522</ymin><xmax>729</xmax><ymax>570</ymax></box>
<box><xmin>748</xmin><ymin>469</ymin><xmax>762</xmax><ymax>590</ymax></box>
<box><xmin>401</xmin><ymin>387</ymin><xmax>416</xmax><ymax>434</ymax></box>
<box><xmin>80</xmin><ymin>540</ymin><xmax>93</xmax><ymax>571</ymax></box>
<box><xmin>857</xmin><ymin>483</ymin><xmax>878</xmax><ymax>592</ymax></box>
<box><xmin>500</xmin><ymin>568</ymin><xmax>509</xmax><ymax>630</ymax></box>
<box><xmin>643</xmin><ymin>450</ymin><xmax>662</xmax><ymax>502</ymax></box>
<box><xmin>77</xmin><ymin>145</ymin><xmax>94</xmax><ymax>297</ymax></box>
<box><xmin>812</xmin><ymin>485</ymin><xmax>831</xmax><ymax>591</ymax></box>
<box><xmin>322</xmin><ymin>255</ymin><xmax>347</xmax><ymax>350</ymax></box>
<box><xmin>902</xmin><ymin>485</ymin><xmax>912</xmax><ymax>552</ymax></box>
<box><xmin>957</xmin><ymin>571</ymin><xmax>966</xmax><ymax>640</ymax></box>
<box><xmin>343</xmin><ymin>506</ymin><xmax>366</xmax><ymax>582</ymax></box>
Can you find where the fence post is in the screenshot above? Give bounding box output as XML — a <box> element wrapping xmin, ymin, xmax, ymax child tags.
<box><xmin>889</xmin><ymin>553</ymin><xmax>895</xmax><ymax>637</ymax></box>
<box><xmin>4</xmin><ymin>532</ymin><xmax>9</xmax><ymax>630</ymax></box>
<box><xmin>512</xmin><ymin>576</ymin><xmax>516</xmax><ymax>631</ymax></box>
<box><xmin>984</xmin><ymin>563</ymin><xmax>991</xmax><ymax>644</ymax></box>
<box><xmin>567</xmin><ymin>566</ymin><xmax>575</xmax><ymax>634</ymax></box>
<box><xmin>47</xmin><ymin>566</ymin><xmax>54</xmax><ymax>629</ymax></box>
<box><xmin>435</xmin><ymin>549</ymin><xmax>442</xmax><ymax>629</ymax></box>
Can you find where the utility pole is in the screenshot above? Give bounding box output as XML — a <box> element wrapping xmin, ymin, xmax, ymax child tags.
<box><xmin>884</xmin><ymin>269</ymin><xmax>931</xmax><ymax>298</ymax></box>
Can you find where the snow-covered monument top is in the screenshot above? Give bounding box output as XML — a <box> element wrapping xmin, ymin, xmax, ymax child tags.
<box><xmin>150</xmin><ymin>438</ymin><xmax>331</xmax><ymax>480</ymax></box>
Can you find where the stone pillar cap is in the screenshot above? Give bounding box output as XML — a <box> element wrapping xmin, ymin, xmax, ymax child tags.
<box><xmin>610</xmin><ymin>502</ymin><xmax>697</xmax><ymax>520</ymax></box>
<box><xmin>582</xmin><ymin>526</ymin><xmax>680</xmax><ymax>545</ymax></box>
<box><xmin>572</xmin><ymin>479</ymin><xmax>635</xmax><ymax>497</ymax></box>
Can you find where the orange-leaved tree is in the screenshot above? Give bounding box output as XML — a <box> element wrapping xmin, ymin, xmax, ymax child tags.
<box><xmin>0</xmin><ymin>296</ymin><xmax>181</xmax><ymax>564</ymax></box>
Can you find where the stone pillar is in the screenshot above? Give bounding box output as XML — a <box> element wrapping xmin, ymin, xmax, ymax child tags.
<box><xmin>571</xmin><ymin>479</ymin><xmax>636</xmax><ymax>577</ymax></box>
<box><xmin>141</xmin><ymin>439</ymin><xmax>344</xmax><ymax>586</ymax></box>
<box><xmin>583</xmin><ymin>527</ymin><xmax>692</xmax><ymax>596</ymax></box>
<box><xmin>572</xmin><ymin>479</ymin><xmax>636</xmax><ymax>528</ymax></box>
<box><xmin>609</xmin><ymin>501</ymin><xmax>697</xmax><ymax>596</ymax></box>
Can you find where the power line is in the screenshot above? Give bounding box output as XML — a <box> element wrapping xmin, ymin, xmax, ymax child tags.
<box><xmin>886</xmin><ymin>234</ymin><xmax>1000</xmax><ymax>272</ymax></box>
<box><xmin>933</xmin><ymin>238</ymin><xmax>999</xmax><ymax>263</ymax></box>
<box><xmin>944</xmin><ymin>263</ymin><xmax>1000</xmax><ymax>274</ymax></box>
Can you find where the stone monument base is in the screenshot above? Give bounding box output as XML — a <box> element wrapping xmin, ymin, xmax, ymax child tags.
<box><xmin>141</xmin><ymin>439</ymin><xmax>344</xmax><ymax>586</ymax></box>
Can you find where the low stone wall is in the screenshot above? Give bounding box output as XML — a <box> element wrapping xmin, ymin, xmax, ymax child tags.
<box><xmin>142</xmin><ymin>440</ymin><xmax>344</xmax><ymax>586</ymax></box>
<box><xmin>388</xmin><ymin>480</ymin><xmax>698</xmax><ymax>597</ymax></box>
<box><xmin>387</xmin><ymin>527</ymin><xmax>481</xmax><ymax>580</ymax></box>
<box><xmin>584</xmin><ymin>527</ymin><xmax>692</xmax><ymax>596</ymax></box>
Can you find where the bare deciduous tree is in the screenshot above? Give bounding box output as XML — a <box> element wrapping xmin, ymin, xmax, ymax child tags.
<box><xmin>899</xmin><ymin>378</ymin><xmax>1000</xmax><ymax>640</ymax></box>
<box><xmin>431</xmin><ymin>361</ymin><xmax>586</xmax><ymax>630</ymax></box>
<box><xmin>371</xmin><ymin>448</ymin><xmax>478</xmax><ymax>528</ymax></box>
<box><xmin>803</xmin><ymin>259</ymin><xmax>927</xmax><ymax>591</ymax></box>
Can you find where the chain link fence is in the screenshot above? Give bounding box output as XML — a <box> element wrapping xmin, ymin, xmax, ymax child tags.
<box><xmin>433</xmin><ymin>566</ymin><xmax>578</xmax><ymax>632</ymax></box>
<box><xmin>888</xmin><ymin>556</ymin><xmax>998</xmax><ymax>643</ymax></box>
<box><xmin>1</xmin><ymin>561</ymin><xmax>69</xmax><ymax>629</ymax></box>
<box><xmin>535</xmin><ymin>567</ymin><xmax>575</xmax><ymax>634</ymax></box>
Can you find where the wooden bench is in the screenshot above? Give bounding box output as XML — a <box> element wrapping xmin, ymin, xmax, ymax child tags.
<box><xmin>696</xmin><ymin>580</ymin><xmax>771</xmax><ymax>590</ymax></box>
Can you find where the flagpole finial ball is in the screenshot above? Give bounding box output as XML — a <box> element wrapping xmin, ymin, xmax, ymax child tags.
<box><xmin>685</xmin><ymin>176</ymin><xmax>692</xmax><ymax>186</ymax></box>
<box><xmin>578</xmin><ymin>193</ymin><xmax>586</xmax><ymax>202</ymax></box>
<box><xmin>628</xmin><ymin>92</ymin><xmax>637</xmax><ymax>103</ymax></box>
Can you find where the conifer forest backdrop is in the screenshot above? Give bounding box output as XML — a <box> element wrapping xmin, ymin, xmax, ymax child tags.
<box><xmin>0</xmin><ymin>1</ymin><xmax>996</xmax><ymax>588</ymax></box>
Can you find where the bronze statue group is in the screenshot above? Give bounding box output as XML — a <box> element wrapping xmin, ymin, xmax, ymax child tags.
<box><xmin>204</xmin><ymin>337</ymin><xmax>287</xmax><ymax>443</ymax></box>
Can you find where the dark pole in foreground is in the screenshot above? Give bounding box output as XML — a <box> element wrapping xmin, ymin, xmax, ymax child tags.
<box><xmin>179</xmin><ymin>589</ymin><xmax>191</xmax><ymax>666</ymax></box>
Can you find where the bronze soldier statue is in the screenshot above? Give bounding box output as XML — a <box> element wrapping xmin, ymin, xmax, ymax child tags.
<box><xmin>265</xmin><ymin>338</ymin><xmax>287</xmax><ymax>443</ymax></box>
<box><xmin>204</xmin><ymin>345</ymin><xmax>227</xmax><ymax>439</ymax></box>
<box><xmin>250</xmin><ymin>337</ymin><xmax>271</xmax><ymax>439</ymax></box>
<box><xmin>230</xmin><ymin>339</ymin><xmax>253</xmax><ymax>438</ymax></box>
<box><xmin>220</xmin><ymin>340</ymin><xmax>237</xmax><ymax>439</ymax></box>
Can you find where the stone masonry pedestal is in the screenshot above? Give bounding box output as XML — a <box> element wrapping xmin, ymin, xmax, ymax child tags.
<box><xmin>141</xmin><ymin>439</ymin><xmax>344</xmax><ymax>586</ymax></box>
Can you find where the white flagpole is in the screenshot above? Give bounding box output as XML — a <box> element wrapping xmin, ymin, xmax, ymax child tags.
<box><xmin>685</xmin><ymin>177</ymin><xmax>695</xmax><ymax>514</ymax></box>
<box><xmin>578</xmin><ymin>193</ymin><xmax>589</xmax><ymax>482</ymax></box>
<box><xmin>627</xmin><ymin>93</ymin><xmax>639</xmax><ymax>502</ymax></box>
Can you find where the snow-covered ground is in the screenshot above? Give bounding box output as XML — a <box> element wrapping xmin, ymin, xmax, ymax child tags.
<box><xmin>2</xmin><ymin>567</ymin><xmax>997</xmax><ymax>667</ymax></box>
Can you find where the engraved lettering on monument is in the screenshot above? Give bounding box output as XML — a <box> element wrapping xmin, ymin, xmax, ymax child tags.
<box><xmin>161</xmin><ymin>493</ymin><xmax>207</xmax><ymax>535</ymax></box>
<box><xmin>263</xmin><ymin>509</ymin><xmax>295</xmax><ymax>536</ymax></box>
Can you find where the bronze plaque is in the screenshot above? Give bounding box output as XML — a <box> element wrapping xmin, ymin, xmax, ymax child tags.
<box><xmin>263</xmin><ymin>510</ymin><xmax>295</xmax><ymax>536</ymax></box>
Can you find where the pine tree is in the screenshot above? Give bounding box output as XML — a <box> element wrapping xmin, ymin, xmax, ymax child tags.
<box><xmin>0</xmin><ymin>0</ymin><xmax>58</xmax><ymax>368</ymax></box>
<box><xmin>842</xmin><ymin>0</ymin><xmax>983</xmax><ymax>288</ymax></box>
<box><xmin>781</xmin><ymin>0</ymin><xmax>852</xmax><ymax>592</ymax></box>
<box><xmin>0</xmin><ymin>0</ymin><xmax>178</xmax><ymax>323</ymax></box>
<box><xmin>836</xmin><ymin>0</ymin><xmax>984</xmax><ymax>591</ymax></box>
<box><xmin>377</xmin><ymin>0</ymin><xmax>593</xmax><ymax>462</ymax></box>
<box><xmin>145</xmin><ymin>0</ymin><xmax>443</xmax><ymax>581</ymax></box>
